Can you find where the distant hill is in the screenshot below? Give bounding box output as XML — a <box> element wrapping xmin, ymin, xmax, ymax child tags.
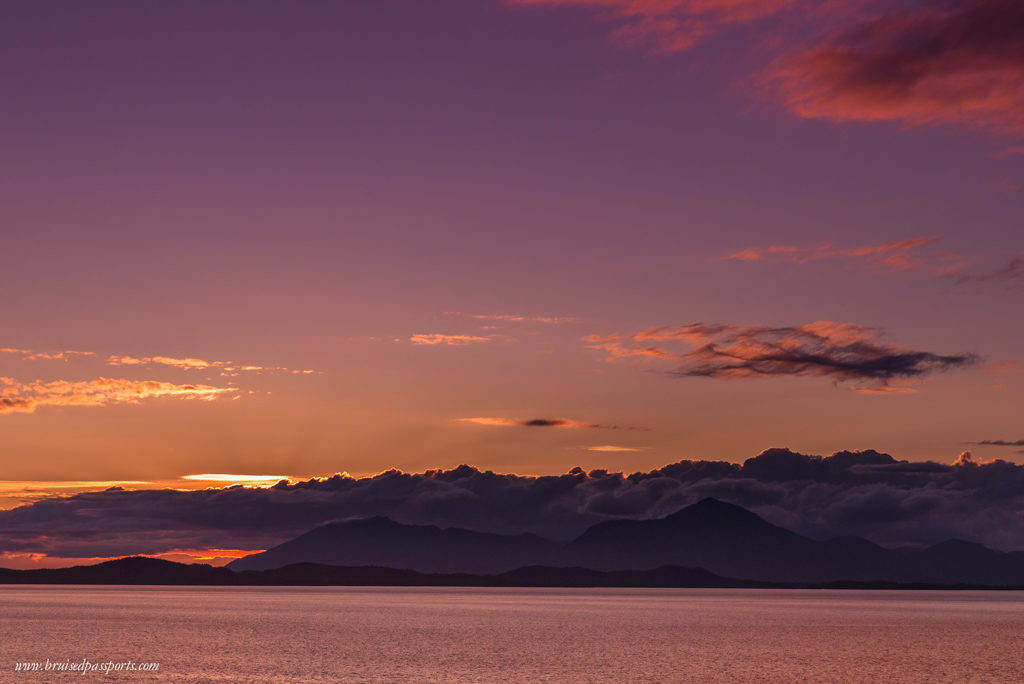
<box><xmin>0</xmin><ymin>556</ymin><xmax>754</xmax><ymax>587</ymax></box>
<box><xmin>0</xmin><ymin>557</ymin><xmax>235</xmax><ymax>585</ymax></box>
<box><xmin>3</xmin><ymin>557</ymin><xmax>1018</xmax><ymax>589</ymax></box>
<box><xmin>227</xmin><ymin>516</ymin><xmax>559</xmax><ymax>573</ymax></box>
<box><xmin>561</xmin><ymin>498</ymin><xmax>1024</xmax><ymax>584</ymax></box>
<box><xmin>226</xmin><ymin>498</ymin><xmax>1024</xmax><ymax>585</ymax></box>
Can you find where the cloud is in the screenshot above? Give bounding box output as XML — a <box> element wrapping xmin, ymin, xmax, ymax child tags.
<box><xmin>972</xmin><ymin>439</ymin><xmax>1024</xmax><ymax>447</ymax></box>
<box><xmin>0</xmin><ymin>348</ymin><xmax>94</xmax><ymax>362</ymax></box>
<box><xmin>107</xmin><ymin>355</ymin><xmax>215</xmax><ymax>369</ymax></box>
<box><xmin>0</xmin><ymin>377</ymin><xmax>237</xmax><ymax>415</ymax></box>
<box><xmin>472</xmin><ymin>314</ymin><xmax>577</xmax><ymax>324</ymax></box>
<box><xmin>727</xmin><ymin>238</ymin><xmax>963</xmax><ymax>273</ymax></box>
<box><xmin>587</xmin><ymin>321</ymin><xmax>975</xmax><ymax>386</ymax></box>
<box><xmin>956</xmin><ymin>252</ymin><xmax>1024</xmax><ymax>285</ymax></box>
<box><xmin>458</xmin><ymin>417</ymin><xmax>602</xmax><ymax>428</ymax></box>
<box><xmin>849</xmin><ymin>386</ymin><xmax>918</xmax><ymax>395</ymax></box>
<box><xmin>105</xmin><ymin>354</ymin><xmax>315</xmax><ymax>375</ymax></box>
<box><xmin>1</xmin><ymin>345</ymin><xmax>316</xmax><ymax>377</ymax></box>
<box><xmin>770</xmin><ymin>0</ymin><xmax>1024</xmax><ymax>134</ymax></box>
<box><xmin>586</xmin><ymin>445</ymin><xmax>646</xmax><ymax>451</ymax></box>
<box><xmin>507</xmin><ymin>0</ymin><xmax>797</xmax><ymax>54</ymax></box>
<box><xmin>986</xmin><ymin>361</ymin><xmax>1021</xmax><ymax>374</ymax></box>
<box><xmin>409</xmin><ymin>334</ymin><xmax>492</xmax><ymax>346</ymax></box>
<box><xmin>6</xmin><ymin>447</ymin><xmax>1024</xmax><ymax>561</ymax></box>
<box><xmin>994</xmin><ymin>145</ymin><xmax>1024</xmax><ymax>158</ymax></box>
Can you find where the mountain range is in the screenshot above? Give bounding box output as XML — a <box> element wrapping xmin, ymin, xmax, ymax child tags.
<box><xmin>227</xmin><ymin>498</ymin><xmax>1024</xmax><ymax>585</ymax></box>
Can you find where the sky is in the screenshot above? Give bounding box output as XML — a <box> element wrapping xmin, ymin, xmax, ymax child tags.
<box><xmin>1</xmin><ymin>0</ymin><xmax>1023</xmax><ymax>567</ymax></box>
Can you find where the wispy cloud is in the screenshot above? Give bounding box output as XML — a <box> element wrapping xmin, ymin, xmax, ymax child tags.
<box><xmin>849</xmin><ymin>385</ymin><xmax>918</xmax><ymax>395</ymax></box>
<box><xmin>472</xmin><ymin>314</ymin><xmax>577</xmax><ymax>324</ymax></box>
<box><xmin>986</xmin><ymin>361</ymin><xmax>1021</xmax><ymax>374</ymax></box>
<box><xmin>993</xmin><ymin>145</ymin><xmax>1024</xmax><ymax>158</ymax></box>
<box><xmin>508</xmin><ymin>0</ymin><xmax>798</xmax><ymax>55</ymax></box>
<box><xmin>106</xmin><ymin>354</ymin><xmax>316</xmax><ymax>375</ymax></box>
<box><xmin>586</xmin><ymin>445</ymin><xmax>646</xmax><ymax>452</ymax></box>
<box><xmin>0</xmin><ymin>348</ymin><xmax>94</xmax><ymax>362</ymax></box>
<box><xmin>971</xmin><ymin>439</ymin><xmax>1024</xmax><ymax>447</ymax></box>
<box><xmin>956</xmin><ymin>252</ymin><xmax>1024</xmax><ymax>286</ymax></box>
<box><xmin>0</xmin><ymin>377</ymin><xmax>237</xmax><ymax>415</ymax></box>
<box><xmin>729</xmin><ymin>241</ymin><xmax>1024</xmax><ymax>286</ymax></box>
<box><xmin>2</xmin><ymin>345</ymin><xmax>316</xmax><ymax>376</ymax></box>
<box><xmin>769</xmin><ymin>0</ymin><xmax>1024</xmax><ymax>135</ymax></box>
<box><xmin>410</xmin><ymin>334</ymin><xmax>492</xmax><ymax>346</ymax></box>
<box><xmin>458</xmin><ymin>416</ymin><xmax>601</xmax><ymax>428</ymax></box>
<box><xmin>587</xmin><ymin>321</ymin><xmax>975</xmax><ymax>386</ymax></box>
<box><xmin>727</xmin><ymin>238</ymin><xmax>959</xmax><ymax>273</ymax></box>
<box><xmin>108</xmin><ymin>355</ymin><xmax>216</xmax><ymax>369</ymax></box>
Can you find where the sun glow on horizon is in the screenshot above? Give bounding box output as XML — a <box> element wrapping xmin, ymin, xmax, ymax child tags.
<box><xmin>0</xmin><ymin>548</ymin><xmax>266</xmax><ymax>570</ymax></box>
<box><xmin>181</xmin><ymin>474</ymin><xmax>292</xmax><ymax>483</ymax></box>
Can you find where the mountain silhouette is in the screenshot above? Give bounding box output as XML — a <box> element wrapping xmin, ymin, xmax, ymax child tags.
<box><xmin>228</xmin><ymin>516</ymin><xmax>558</xmax><ymax>573</ymax></box>
<box><xmin>0</xmin><ymin>556</ymin><xmax>236</xmax><ymax>584</ymax></box>
<box><xmin>227</xmin><ymin>498</ymin><xmax>1024</xmax><ymax>585</ymax></box>
<box><xmin>6</xmin><ymin>558</ymin><xmax>1017</xmax><ymax>589</ymax></box>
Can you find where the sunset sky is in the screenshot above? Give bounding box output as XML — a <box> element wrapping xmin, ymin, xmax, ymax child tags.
<box><xmin>2</xmin><ymin>0</ymin><xmax>1022</xmax><ymax>567</ymax></box>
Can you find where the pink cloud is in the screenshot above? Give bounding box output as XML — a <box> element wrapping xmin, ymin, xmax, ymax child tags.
<box><xmin>769</xmin><ymin>0</ymin><xmax>1024</xmax><ymax>134</ymax></box>
<box><xmin>507</xmin><ymin>0</ymin><xmax>796</xmax><ymax>54</ymax></box>
<box><xmin>727</xmin><ymin>238</ymin><xmax>957</xmax><ymax>273</ymax></box>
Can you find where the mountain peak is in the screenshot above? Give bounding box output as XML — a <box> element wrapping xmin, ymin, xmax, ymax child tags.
<box><xmin>664</xmin><ymin>497</ymin><xmax>766</xmax><ymax>525</ymax></box>
<box><xmin>692</xmin><ymin>497</ymin><xmax>737</xmax><ymax>509</ymax></box>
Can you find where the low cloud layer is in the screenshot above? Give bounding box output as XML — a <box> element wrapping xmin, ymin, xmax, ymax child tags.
<box><xmin>772</xmin><ymin>0</ymin><xmax>1024</xmax><ymax>134</ymax></box>
<box><xmin>4</xmin><ymin>447</ymin><xmax>1024</xmax><ymax>560</ymax></box>
<box><xmin>586</xmin><ymin>321</ymin><xmax>974</xmax><ymax>386</ymax></box>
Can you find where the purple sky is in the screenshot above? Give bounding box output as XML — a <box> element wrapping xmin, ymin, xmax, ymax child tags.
<box><xmin>1</xmin><ymin>0</ymin><xmax>1022</xmax><ymax>505</ymax></box>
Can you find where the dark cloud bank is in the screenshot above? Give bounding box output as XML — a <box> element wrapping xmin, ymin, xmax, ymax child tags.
<box><xmin>5</xmin><ymin>448</ymin><xmax>1024</xmax><ymax>559</ymax></box>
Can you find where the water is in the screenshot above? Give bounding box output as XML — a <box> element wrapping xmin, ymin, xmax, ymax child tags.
<box><xmin>1</xmin><ymin>587</ymin><xmax>1022</xmax><ymax>682</ymax></box>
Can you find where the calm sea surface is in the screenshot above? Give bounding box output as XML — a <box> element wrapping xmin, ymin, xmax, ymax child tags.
<box><xmin>1</xmin><ymin>586</ymin><xmax>1022</xmax><ymax>682</ymax></box>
